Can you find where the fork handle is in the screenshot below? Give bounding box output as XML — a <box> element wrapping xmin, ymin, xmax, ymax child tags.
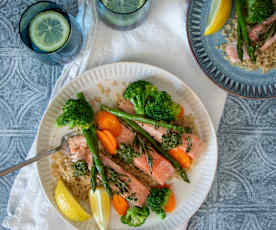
<box><xmin>0</xmin><ymin>149</ymin><xmax>56</xmax><ymax>177</ymax></box>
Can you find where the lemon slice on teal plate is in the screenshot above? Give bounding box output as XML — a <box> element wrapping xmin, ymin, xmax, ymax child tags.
<box><xmin>204</xmin><ymin>0</ymin><xmax>232</xmax><ymax>36</ymax></box>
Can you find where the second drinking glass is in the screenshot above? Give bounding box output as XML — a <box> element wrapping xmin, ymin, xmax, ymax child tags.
<box><xmin>96</xmin><ymin>0</ymin><xmax>151</xmax><ymax>30</ymax></box>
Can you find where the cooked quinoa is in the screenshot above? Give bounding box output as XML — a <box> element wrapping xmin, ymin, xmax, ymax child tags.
<box><xmin>51</xmin><ymin>151</ymin><xmax>91</xmax><ymax>200</ymax></box>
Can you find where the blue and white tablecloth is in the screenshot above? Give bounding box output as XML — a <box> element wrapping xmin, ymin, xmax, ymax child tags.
<box><xmin>189</xmin><ymin>96</ymin><xmax>276</xmax><ymax>229</ymax></box>
<box><xmin>1</xmin><ymin>0</ymin><xmax>276</xmax><ymax>230</ymax></box>
<box><xmin>0</xmin><ymin>0</ymin><xmax>75</xmax><ymax>228</ymax></box>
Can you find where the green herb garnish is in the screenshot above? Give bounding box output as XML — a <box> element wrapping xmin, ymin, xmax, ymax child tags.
<box><xmin>117</xmin><ymin>144</ymin><xmax>141</xmax><ymax>164</ymax></box>
<box><xmin>185</xmin><ymin>136</ymin><xmax>193</xmax><ymax>153</ymax></box>
<box><xmin>106</xmin><ymin>167</ymin><xmax>129</xmax><ymax>195</ymax></box>
<box><xmin>162</xmin><ymin>130</ymin><xmax>182</xmax><ymax>151</ymax></box>
<box><xmin>125</xmin><ymin>192</ymin><xmax>138</xmax><ymax>202</ymax></box>
<box><xmin>72</xmin><ymin>160</ymin><xmax>89</xmax><ymax>177</ymax></box>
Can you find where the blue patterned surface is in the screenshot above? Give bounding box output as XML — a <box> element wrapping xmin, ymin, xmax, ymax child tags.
<box><xmin>0</xmin><ymin>1</ymin><xmax>77</xmax><ymax>229</ymax></box>
<box><xmin>188</xmin><ymin>96</ymin><xmax>276</xmax><ymax>230</ymax></box>
<box><xmin>1</xmin><ymin>1</ymin><xmax>276</xmax><ymax>230</ymax></box>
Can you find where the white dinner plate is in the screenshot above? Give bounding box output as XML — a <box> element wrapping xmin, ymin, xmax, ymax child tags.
<box><xmin>36</xmin><ymin>62</ymin><xmax>217</xmax><ymax>230</ymax></box>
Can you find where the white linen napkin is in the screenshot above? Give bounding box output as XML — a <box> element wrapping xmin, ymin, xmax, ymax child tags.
<box><xmin>2</xmin><ymin>0</ymin><xmax>227</xmax><ymax>229</ymax></box>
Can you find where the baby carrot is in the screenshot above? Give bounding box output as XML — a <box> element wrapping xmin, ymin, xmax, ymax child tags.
<box><xmin>177</xmin><ymin>105</ymin><xmax>184</xmax><ymax>119</ymax></box>
<box><xmin>96</xmin><ymin>111</ymin><xmax>122</xmax><ymax>137</ymax></box>
<box><xmin>97</xmin><ymin>130</ymin><xmax>117</xmax><ymax>155</ymax></box>
<box><xmin>112</xmin><ymin>194</ymin><xmax>129</xmax><ymax>216</ymax></box>
<box><xmin>169</xmin><ymin>147</ymin><xmax>192</xmax><ymax>169</ymax></box>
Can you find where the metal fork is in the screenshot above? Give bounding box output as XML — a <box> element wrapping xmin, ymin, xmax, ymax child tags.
<box><xmin>0</xmin><ymin>131</ymin><xmax>78</xmax><ymax>177</ymax></box>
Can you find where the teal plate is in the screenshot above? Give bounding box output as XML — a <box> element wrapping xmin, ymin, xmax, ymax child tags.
<box><xmin>187</xmin><ymin>0</ymin><xmax>276</xmax><ymax>98</ymax></box>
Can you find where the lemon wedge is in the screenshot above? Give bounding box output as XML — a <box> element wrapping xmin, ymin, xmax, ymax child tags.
<box><xmin>89</xmin><ymin>187</ymin><xmax>110</xmax><ymax>230</ymax></box>
<box><xmin>204</xmin><ymin>0</ymin><xmax>232</xmax><ymax>36</ymax></box>
<box><xmin>54</xmin><ymin>179</ymin><xmax>91</xmax><ymax>222</ymax></box>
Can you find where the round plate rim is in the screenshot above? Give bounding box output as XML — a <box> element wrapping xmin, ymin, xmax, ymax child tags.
<box><xmin>36</xmin><ymin>62</ymin><xmax>218</xmax><ymax>229</ymax></box>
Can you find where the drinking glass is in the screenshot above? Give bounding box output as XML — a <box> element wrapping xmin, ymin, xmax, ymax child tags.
<box><xmin>19</xmin><ymin>1</ymin><xmax>83</xmax><ymax>64</ymax></box>
<box><xmin>96</xmin><ymin>0</ymin><xmax>151</xmax><ymax>30</ymax></box>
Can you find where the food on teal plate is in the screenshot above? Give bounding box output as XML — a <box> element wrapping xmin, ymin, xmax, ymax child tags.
<box><xmin>219</xmin><ymin>0</ymin><xmax>276</xmax><ymax>73</ymax></box>
<box><xmin>51</xmin><ymin>80</ymin><xmax>206</xmax><ymax>227</ymax></box>
<box><xmin>246</xmin><ymin>0</ymin><xmax>274</xmax><ymax>24</ymax></box>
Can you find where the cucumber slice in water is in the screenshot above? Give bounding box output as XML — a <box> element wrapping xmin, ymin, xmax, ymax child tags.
<box><xmin>29</xmin><ymin>10</ymin><xmax>70</xmax><ymax>52</ymax></box>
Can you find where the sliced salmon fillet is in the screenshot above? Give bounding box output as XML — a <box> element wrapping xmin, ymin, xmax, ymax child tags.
<box><xmin>68</xmin><ymin>136</ymin><xmax>90</xmax><ymax>163</ymax></box>
<box><xmin>118</xmin><ymin>99</ymin><xmax>136</xmax><ymax>114</ymax></box>
<box><xmin>117</xmin><ymin>123</ymin><xmax>175</xmax><ymax>185</ymax></box>
<box><xmin>178</xmin><ymin>134</ymin><xmax>206</xmax><ymax>160</ymax></box>
<box><xmin>67</xmin><ymin>136</ymin><xmax>149</xmax><ymax>206</ymax></box>
<box><xmin>138</xmin><ymin>122</ymin><xmax>166</xmax><ymax>142</ymax></box>
<box><xmin>260</xmin><ymin>33</ymin><xmax>276</xmax><ymax>51</ymax></box>
<box><xmin>68</xmin><ymin>135</ymin><xmax>95</xmax><ymax>168</ymax></box>
<box><xmin>116</xmin><ymin>124</ymin><xmax>135</xmax><ymax>144</ymax></box>
<box><xmin>99</xmin><ymin>153</ymin><xmax>150</xmax><ymax>206</ymax></box>
<box><xmin>133</xmin><ymin>150</ymin><xmax>175</xmax><ymax>185</ymax></box>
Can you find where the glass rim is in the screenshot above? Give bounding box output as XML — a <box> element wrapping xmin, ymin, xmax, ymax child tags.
<box><xmin>98</xmin><ymin>0</ymin><xmax>149</xmax><ymax>15</ymax></box>
<box><xmin>18</xmin><ymin>0</ymin><xmax>72</xmax><ymax>55</ymax></box>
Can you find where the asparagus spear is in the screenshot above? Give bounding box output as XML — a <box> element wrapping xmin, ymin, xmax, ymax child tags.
<box><xmin>90</xmin><ymin>163</ymin><xmax>97</xmax><ymax>192</ymax></box>
<box><xmin>83</xmin><ymin>126</ymin><xmax>113</xmax><ymax>197</ymax></box>
<box><xmin>235</xmin><ymin>0</ymin><xmax>256</xmax><ymax>62</ymax></box>
<box><xmin>88</xmin><ymin>127</ymin><xmax>98</xmax><ymax>191</ymax></box>
<box><xmin>78</xmin><ymin>93</ymin><xmax>113</xmax><ymax>196</ymax></box>
<box><xmin>237</xmin><ymin>20</ymin><xmax>244</xmax><ymax>61</ymax></box>
<box><xmin>122</xmin><ymin>118</ymin><xmax>190</xmax><ymax>183</ymax></box>
<box><xmin>101</xmin><ymin>105</ymin><xmax>191</xmax><ymax>134</ymax></box>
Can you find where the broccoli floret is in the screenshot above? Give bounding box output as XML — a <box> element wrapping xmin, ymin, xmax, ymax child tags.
<box><xmin>72</xmin><ymin>160</ymin><xmax>89</xmax><ymax>177</ymax></box>
<box><xmin>56</xmin><ymin>92</ymin><xmax>94</xmax><ymax>129</ymax></box>
<box><xmin>246</xmin><ymin>0</ymin><xmax>274</xmax><ymax>24</ymax></box>
<box><xmin>123</xmin><ymin>81</ymin><xmax>181</xmax><ymax>121</ymax></box>
<box><xmin>162</xmin><ymin>130</ymin><xmax>182</xmax><ymax>151</ymax></box>
<box><xmin>145</xmin><ymin>91</ymin><xmax>180</xmax><ymax>122</ymax></box>
<box><xmin>146</xmin><ymin>187</ymin><xmax>171</xmax><ymax>219</ymax></box>
<box><xmin>121</xmin><ymin>206</ymin><xmax>150</xmax><ymax>227</ymax></box>
<box><xmin>123</xmin><ymin>80</ymin><xmax>158</xmax><ymax>115</ymax></box>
